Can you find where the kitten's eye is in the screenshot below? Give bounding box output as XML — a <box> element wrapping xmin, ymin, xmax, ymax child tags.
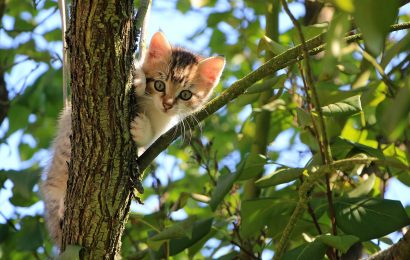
<box><xmin>154</xmin><ymin>80</ymin><xmax>166</xmax><ymax>92</ymax></box>
<box><xmin>179</xmin><ymin>90</ymin><xmax>192</xmax><ymax>101</ymax></box>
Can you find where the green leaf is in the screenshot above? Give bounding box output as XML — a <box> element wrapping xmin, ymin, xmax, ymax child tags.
<box><xmin>14</xmin><ymin>17</ymin><xmax>35</xmax><ymax>31</ymax></box>
<box><xmin>0</xmin><ymin>224</ymin><xmax>10</xmax><ymax>244</ymax></box>
<box><xmin>316</xmin><ymin>82</ymin><xmax>364</xmax><ymax>106</ymax></box>
<box><xmin>207</xmin><ymin>11</ymin><xmax>230</xmax><ymax>27</ymax></box>
<box><xmin>44</xmin><ymin>28</ymin><xmax>63</xmax><ymax>42</ymax></box>
<box><xmin>321</xmin><ymin>95</ymin><xmax>362</xmax><ymax>116</ymax></box>
<box><xmin>149</xmin><ymin>216</ymin><xmax>198</xmax><ymax>241</ymax></box>
<box><xmin>17</xmin><ymin>40</ymin><xmax>51</xmax><ymax>63</ymax></box>
<box><xmin>246</xmin><ymin>74</ymin><xmax>286</xmax><ymax>94</ymax></box>
<box><xmin>6</xmin><ymin>169</ymin><xmax>40</xmax><ymax>207</ymax></box>
<box><xmin>169</xmin><ymin>218</ymin><xmax>213</xmax><ymax>256</ymax></box>
<box><xmin>15</xmin><ymin>216</ymin><xmax>43</xmax><ymax>251</ymax></box>
<box><xmin>209</xmin><ymin>167</ymin><xmax>238</xmax><ymax>211</ymax></box>
<box><xmin>296</xmin><ymin>107</ymin><xmax>312</xmax><ymax>127</ymax></box>
<box><xmin>282</xmin><ymin>240</ymin><xmax>327</xmax><ymax>260</ymax></box>
<box><xmin>241</xmin><ymin>198</ymin><xmax>296</xmax><ymax>238</ymax></box>
<box><xmin>378</xmin><ymin>81</ymin><xmax>410</xmax><ymax>141</ymax></box>
<box><xmin>255</xmin><ymin>168</ymin><xmax>303</xmax><ymax>188</ymax></box>
<box><xmin>257</xmin><ymin>35</ymin><xmax>288</xmax><ymax>55</ymax></box>
<box><xmin>233</xmin><ymin>92</ymin><xmax>260</xmax><ymax>107</ymax></box>
<box><xmin>7</xmin><ymin>105</ymin><xmax>31</xmax><ymax>133</ymax></box>
<box><xmin>353</xmin><ymin>0</ymin><xmax>400</xmax><ymax>55</ymax></box>
<box><xmin>381</xmin><ymin>33</ymin><xmax>410</xmax><ymax>68</ymax></box>
<box><xmin>209</xmin><ymin>29</ymin><xmax>227</xmax><ymax>54</ymax></box>
<box><xmin>322</xmin><ymin>13</ymin><xmax>350</xmax><ymax>76</ymax></box>
<box><xmin>337</xmin><ymin>61</ymin><xmax>361</xmax><ymax>75</ymax></box>
<box><xmin>170</xmin><ymin>192</ymin><xmax>190</xmax><ymax>212</ymax></box>
<box><xmin>188</xmin><ymin>228</ymin><xmax>217</xmax><ymax>257</ymax></box>
<box><xmin>331</xmin><ymin>0</ymin><xmax>354</xmax><ymax>12</ymax></box>
<box><xmin>237</xmin><ymin>153</ymin><xmax>266</xmax><ymax>181</ymax></box>
<box><xmin>57</xmin><ymin>245</ymin><xmax>82</xmax><ymax>260</ymax></box>
<box><xmin>348</xmin><ymin>174</ymin><xmax>376</xmax><ymax>197</ymax></box>
<box><xmin>291</xmin><ymin>24</ymin><xmax>327</xmax><ymax>46</ymax></box>
<box><xmin>18</xmin><ymin>142</ymin><xmax>36</xmax><ymax>161</ymax></box>
<box><xmin>334</xmin><ymin>198</ymin><xmax>410</xmax><ymax>240</ymax></box>
<box><xmin>316</xmin><ymin>234</ymin><xmax>360</xmax><ymax>253</ymax></box>
<box><xmin>176</xmin><ymin>0</ymin><xmax>191</xmax><ymax>13</ymax></box>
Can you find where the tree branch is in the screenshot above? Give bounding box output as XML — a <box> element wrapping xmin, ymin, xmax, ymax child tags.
<box><xmin>134</xmin><ymin>0</ymin><xmax>152</xmax><ymax>59</ymax></box>
<box><xmin>136</xmin><ymin>22</ymin><xmax>410</xmax><ymax>173</ymax></box>
<box><xmin>367</xmin><ymin>229</ymin><xmax>410</xmax><ymax>260</ymax></box>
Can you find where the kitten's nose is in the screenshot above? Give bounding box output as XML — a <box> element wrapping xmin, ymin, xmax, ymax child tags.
<box><xmin>162</xmin><ymin>99</ymin><xmax>173</xmax><ymax>110</ymax></box>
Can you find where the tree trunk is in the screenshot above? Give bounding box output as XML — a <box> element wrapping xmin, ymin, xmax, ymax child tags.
<box><xmin>62</xmin><ymin>0</ymin><xmax>138</xmax><ymax>258</ymax></box>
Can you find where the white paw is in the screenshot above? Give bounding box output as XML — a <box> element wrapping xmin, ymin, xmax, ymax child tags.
<box><xmin>133</xmin><ymin>62</ymin><xmax>146</xmax><ymax>96</ymax></box>
<box><xmin>130</xmin><ymin>113</ymin><xmax>153</xmax><ymax>147</ymax></box>
<box><xmin>58</xmin><ymin>197</ymin><xmax>65</xmax><ymax>221</ymax></box>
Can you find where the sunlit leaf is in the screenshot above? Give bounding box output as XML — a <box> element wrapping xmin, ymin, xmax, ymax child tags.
<box><xmin>257</xmin><ymin>35</ymin><xmax>288</xmax><ymax>55</ymax></box>
<box><xmin>348</xmin><ymin>174</ymin><xmax>376</xmax><ymax>197</ymax></box>
<box><xmin>255</xmin><ymin>168</ymin><xmax>303</xmax><ymax>188</ymax></box>
<box><xmin>353</xmin><ymin>0</ymin><xmax>400</xmax><ymax>55</ymax></box>
<box><xmin>331</xmin><ymin>0</ymin><xmax>354</xmax><ymax>12</ymax></box>
<box><xmin>321</xmin><ymin>95</ymin><xmax>362</xmax><ymax>116</ymax></box>
<box><xmin>378</xmin><ymin>81</ymin><xmax>410</xmax><ymax>141</ymax></box>
<box><xmin>334</xmin><ymin>198</ymin><xmax>410</xmax><ymax>240</ymax></box>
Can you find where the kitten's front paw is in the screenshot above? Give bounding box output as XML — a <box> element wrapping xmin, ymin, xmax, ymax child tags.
<box><xmin>133</xmin><ymin>62</ymin><xmax>146</xmax><ymax>96</ymax></box>
<box><xmin>130</xmin><ymin>113</ymin><xmax>153</xmax><ymax>147</ymax></box>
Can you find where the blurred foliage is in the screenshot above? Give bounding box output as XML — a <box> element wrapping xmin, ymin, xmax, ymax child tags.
<box><xmin>1</xmin><ymin>0</ymin><xmax>410</xmax><ymax>259</ymax></box>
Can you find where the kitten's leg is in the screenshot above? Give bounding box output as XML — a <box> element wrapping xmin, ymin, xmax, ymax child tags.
<box><xmin>133</xmin><ymin>61</ymin><xmax>146</xmax><ymax>96</ymax></box>
<box><xmin>41</xmin><ymin>107</ymin><xmax>72</xmax><ymax>248</ymax></box>
<box><xmin>130</xmin><ymin>113</ymin><xmax>153</xmax><ymax>147</ymax></box>
<box><xmin>42</xmin><ymin>178</ymin><xmax>66</xmax><ymax>246</ymax></box>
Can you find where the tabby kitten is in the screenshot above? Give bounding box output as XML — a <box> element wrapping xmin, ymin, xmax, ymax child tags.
<box><xmin>42</xmin><ymin>31</ymin><xmax>225</xmax><ymax>247</ymax></box>
<box><xmin>131</xmin><ymin>32</ymin><xmax>225</xmax><ymax>148</ymax></box>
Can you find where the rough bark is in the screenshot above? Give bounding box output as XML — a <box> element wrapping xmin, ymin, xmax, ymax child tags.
<box><xmin>367</xmin><ymin>230</ymin><xmax>410</xmax><ymax>260</ymax></box>
<box><xmin>63</xmin><ymin>0</ymin><xmax>138</xmax><ymax>258</ymax></box>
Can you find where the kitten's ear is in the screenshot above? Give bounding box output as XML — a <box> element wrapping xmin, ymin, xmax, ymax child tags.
<box><xmin>197</xmin><ymin>56</ymin><xmax>225</xmax><ymax>87</ymax></box>
<box><xmin>145</xmin><ymin>32</ymin><xmax>172</xmax><ymax>65</ymax></box>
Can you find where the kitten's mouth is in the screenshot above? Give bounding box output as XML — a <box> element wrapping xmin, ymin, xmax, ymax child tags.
<box><xmin>162</xmin><ymin>108</ymin><xmax>174</xmax><ymax>114</ymax></box>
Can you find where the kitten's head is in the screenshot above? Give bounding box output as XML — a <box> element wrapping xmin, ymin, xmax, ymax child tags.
<box><xmin>142</xmin><ymin>32</ymin><xmax>225</xmax><ymax>116</ymax></box>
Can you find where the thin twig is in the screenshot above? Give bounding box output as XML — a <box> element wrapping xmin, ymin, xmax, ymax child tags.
<box><xmin>57</xmin><ymin>0</ymin><xmax>70</xmax><ymax>107</ymax></box>
<box><xmin>231</xmin><ymin>240</ymin><xmax>259</xmax><ymax>260</ymax></box>
<box><xmin>134</xmin><ymin>0</ymin><xmax>152</xmax><ymax>60</ymax></box>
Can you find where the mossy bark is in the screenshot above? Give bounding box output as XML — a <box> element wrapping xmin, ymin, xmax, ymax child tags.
<box><xmin>62</xmin><ymin>0</ymin><xmax>138</xmax><ymax>258</ymax></box>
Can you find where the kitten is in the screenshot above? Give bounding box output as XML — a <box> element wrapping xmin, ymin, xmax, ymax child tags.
<box><xmin>131</xmin><ymin>32</ymin><xmax>225</xmax><ymax>148</ymax></box>
<box><xmin>41</xmin><ymin>31</ymin><xmax>225</xmax><ymax>248</ymax></box>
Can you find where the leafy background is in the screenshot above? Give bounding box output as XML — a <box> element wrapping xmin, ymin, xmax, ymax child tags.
<box><xmin>1</xmin><ymin>0</ymin><xmax>410</xmax><ymax>259</ymax></box>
